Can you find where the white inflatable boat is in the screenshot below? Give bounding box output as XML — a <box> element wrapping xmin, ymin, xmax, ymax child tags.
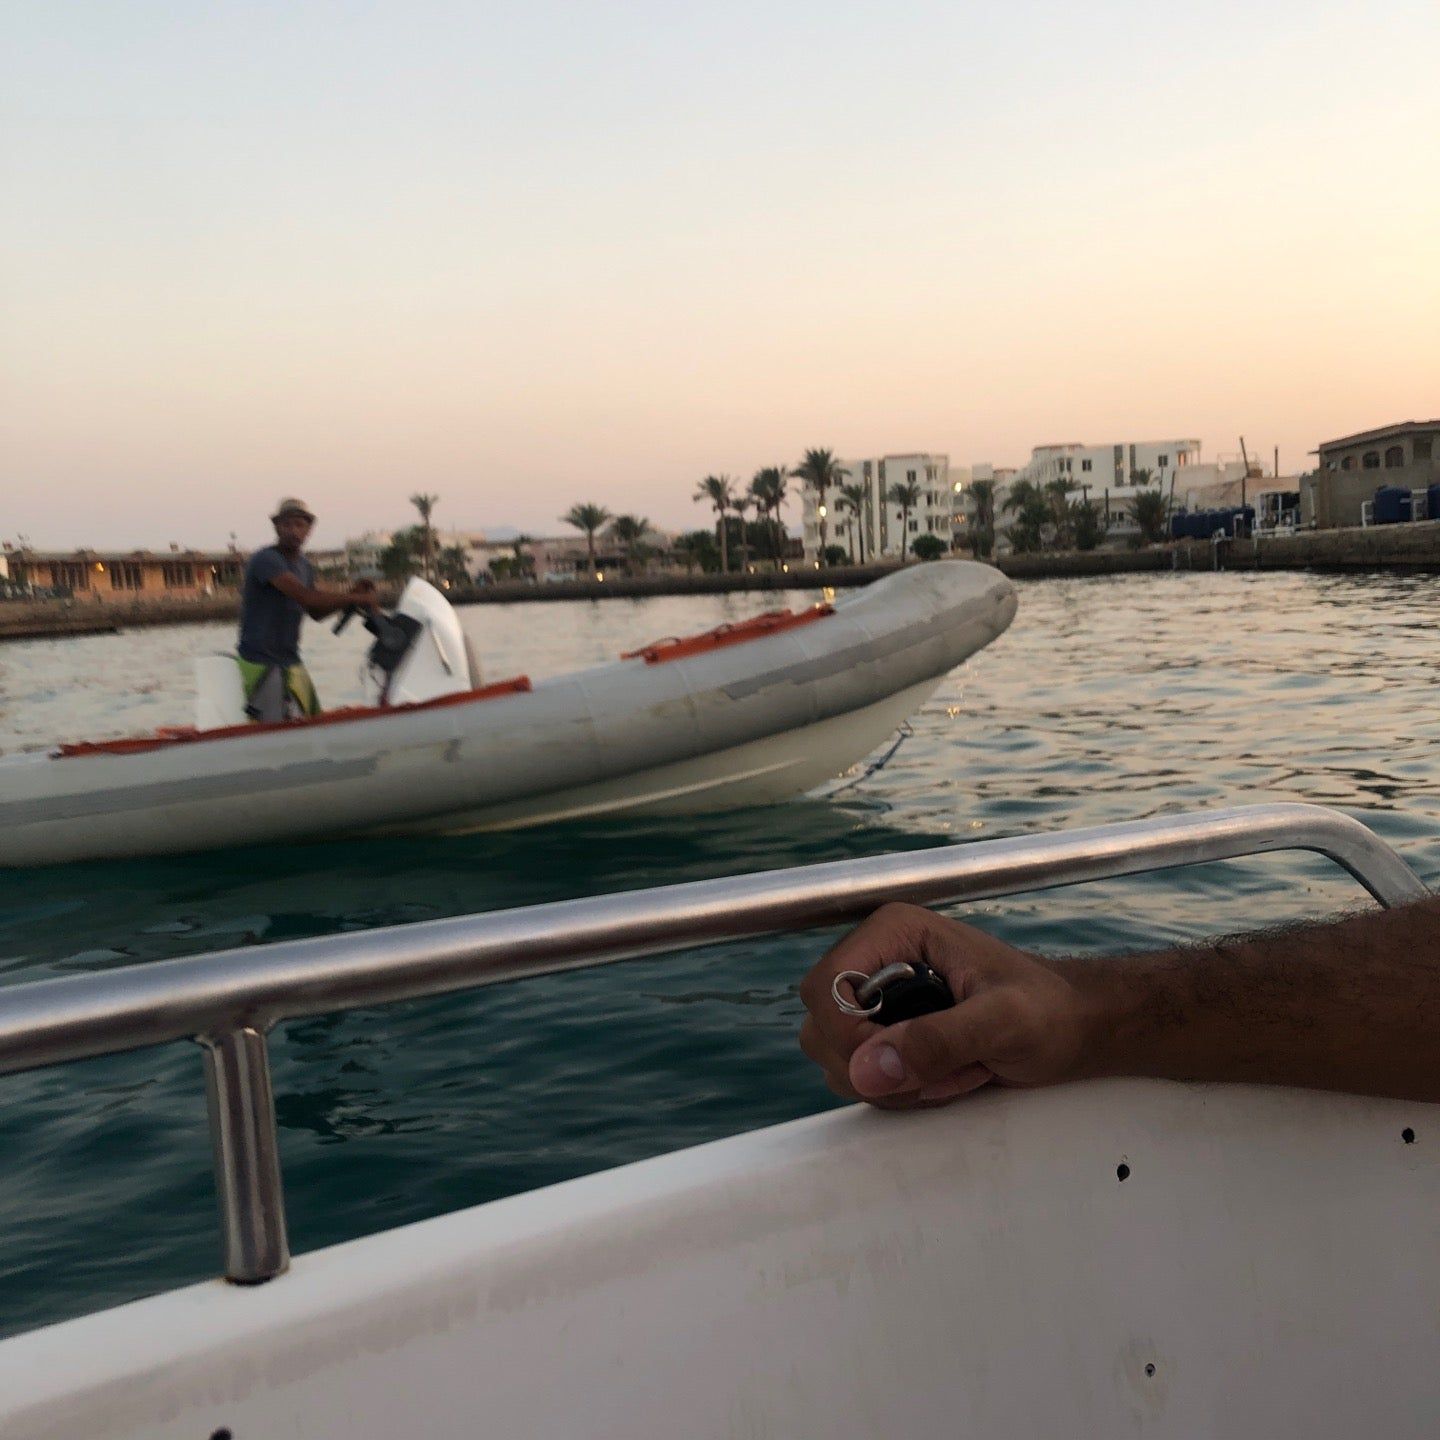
<box><xmin>0</xmin><ymin>562</ymin><xmax>1017</xmax><ymax>867</ymax></box>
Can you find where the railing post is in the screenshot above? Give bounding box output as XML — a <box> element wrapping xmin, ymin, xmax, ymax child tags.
<box><xmin>199</xmin><ymin>1026</ymin><xmax>290</xmax><ymax>1284</ymax></box>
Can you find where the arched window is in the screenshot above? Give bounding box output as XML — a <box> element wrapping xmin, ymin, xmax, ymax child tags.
<box><xmin>1362</xmin><ymin>451</ymin><xmax>1380</xmax><ymax>469</ymax></box>
<box><xmin>1341</xmin><ymin>455</ymin><xmax>1356</xmax><ymax>470</ymax></box>
<box><xmin>1384</xmin><ymin>446</ymin><xmax>1404</xmax><ymax>468</ymax></box>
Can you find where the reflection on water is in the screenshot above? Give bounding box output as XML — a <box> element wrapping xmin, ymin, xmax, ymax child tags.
<box><xmin>3</xmin><ymin>569</ymin><xmax>1440</xmax><ymax>1336</ymax></box>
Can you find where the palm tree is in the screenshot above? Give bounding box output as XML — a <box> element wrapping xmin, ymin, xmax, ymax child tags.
<box><xmin>436</xmin><ymin>543</ymin><xmax>471</xmax><ymax>587</ymax></box>
<box><xmin>790</xmin><ymin>448</ymin><xmax>845</xmax><ymax>566</ymax></box>
<box><xmin>1044</xmin><ymin>478</ymin><xmax>1075</xmax><ymax>549</ymax></box>
<box><xmin>409</xmin><ymin>493</ymin><xmax>439</xmax><ymax>581</ymax></box>
<box><xmin>608</xmin><ymin>514</ymin><xmax>651</xmax><ymax>574</ymax></box>
<box><xmin>731</xmin><ymin>493</ymin><xmax>754</xmax><ymax>571</ymax></box>
<box><xmin>510</xmin><ymin>533</ymin><xmax>534</xmax><ymax>581</ymax></box>
<box><xmin>1003</xmin><ymin>480</ymin><xmax>1051</xmax><ymax>553</ymax></box>
<box><xmin>1130</xmin><ymin>489</ymin><xmax>1169</xmax><ymax>544</ymax></box>
<box><xmin>838</xmin><ymin>482</ymin><xmax>868</xmax><ymax>564</ymax></box>
<box><xmin>562</xmin><ymin>502</ymin><xmax>612</xmax><ymax>576</ymax></box>
<box><xmin>969</xmin><ymin>479</ymin><xmax>996</xmax><ymax>558</ymax></box>
<box><xmin>888</xmin><ymin>479</ymin><xmax>922</xmax><ymax>560</ymax></box>
<box><xmin>749</xmin><ymin>467</ymin><xmax>788</xmax><ymax>567</ymax></box>
<box><xmin>694</xmin><ymin>474</ymin><xmax>734</xmax><ymax>573</ymax></box>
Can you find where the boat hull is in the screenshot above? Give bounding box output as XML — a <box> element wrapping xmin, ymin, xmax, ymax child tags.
<box><xmin>0</xmin><ymin>563</ymin><xmax>1016</xmax><ymax>865</ymax></box>
<box><xmin>3</xmin><ymin>1080</ymin><xmax>1436</xmax><ymax>1438</ymax></box>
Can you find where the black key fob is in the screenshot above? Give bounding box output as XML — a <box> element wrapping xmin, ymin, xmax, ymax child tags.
<box><xmin>834</xmin><ymin>961</ymin><xmax>955</xmax><ymax>1026</ymax></box>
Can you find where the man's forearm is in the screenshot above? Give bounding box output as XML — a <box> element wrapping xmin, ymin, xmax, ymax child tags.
<box><xmin>1063</xmin><ymin>897</ymin><xmax>1440</xmax><ymax>1101</ymax></box>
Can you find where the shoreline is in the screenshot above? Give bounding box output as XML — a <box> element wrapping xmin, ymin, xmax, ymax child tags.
<box><xmin>5</xmin><ymin>522</ymin><xmax>1440</xmax><ymax>641</ymax></box>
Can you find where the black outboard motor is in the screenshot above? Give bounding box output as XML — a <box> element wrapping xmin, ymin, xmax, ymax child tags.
<box><xmin>333</xmin><ymin>605</ymin><xmax>425</xmax><ymax>705</ymax></box>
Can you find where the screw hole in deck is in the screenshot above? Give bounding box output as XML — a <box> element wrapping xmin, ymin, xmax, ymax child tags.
<box><xmin>1144</xmin><ymin>1363</ymin><xmax>1156</xmax><ymax>1377</ymax></box>
<box><xmin>210</xmin><ymin>1429</ymin><xmax>232</xmax><ymax>1440</ymax></box>
<box><xmin>1116</xmin><ymin>1162</ymin><xmax>1131</xmax><ymax>1182</ymax></box>
<box><xmin>1403</xmin><ymin>1127</ymin><xmax>1416</xmax><ymax>1144</ymax></box>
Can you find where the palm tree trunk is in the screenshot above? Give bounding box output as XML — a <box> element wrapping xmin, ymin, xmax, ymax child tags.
<box><xmin>818</xmin><ymin>484</ymin><xmax>828</xmax><ymax>566</ymax></box>
<box><xmin>716</xmin><ymin>507</ymin><xmax>728</xmax><ymax>573</ymax></box>
<box><xmin>586</xmin><ymin>531</ymin><xmax>596</xmax><ymax>574</ymax></box>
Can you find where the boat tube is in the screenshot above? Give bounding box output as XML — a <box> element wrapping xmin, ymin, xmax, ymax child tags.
<box><xmin>0</xmin><ymin>562</ymin><xmax>1016</xmax><ymax>866</ymax></box>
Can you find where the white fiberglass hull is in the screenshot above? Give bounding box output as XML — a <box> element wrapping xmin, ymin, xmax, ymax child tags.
<box><xmin>3</xmin><ymin>1080</ymin><xmax>1436</xmax><ymax>1439</ymax></box>
<box><xmin>0</xmin><ymin>563</ymin><xmax>1016</xmax><ymax>866</ymax></box>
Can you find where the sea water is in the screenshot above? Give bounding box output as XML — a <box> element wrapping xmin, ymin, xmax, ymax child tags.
<box><xmin>2</xmin><ymin>570</ymin><xmax>1439</xmax><ymax>1337</ymax></box>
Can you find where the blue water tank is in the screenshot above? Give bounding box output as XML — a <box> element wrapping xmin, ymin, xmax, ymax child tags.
<box><xmin>1373</xmin><ymin>485</ymin><xmax>1408</xmax><ymax>524</ymax></box>
<box><xmin>1428</xmin><ymin>483</ymin><xmax>1440</xmax><ymax>522</ymax></box>
<box><xmin>1185</xmin><ymin>512</ymin><xmax>1208</xmax><ymax>540</ymax></box>
<box><xmin>1170</xmin><ymin>513</ymin><xmax>1188</xmax><ymax>541</ymax></box>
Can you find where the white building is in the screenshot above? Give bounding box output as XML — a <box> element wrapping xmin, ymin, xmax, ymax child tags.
<box><xmin>800</xmin><ymin>453</ymin><xmax>954</xmax><ymax>563</ymax></box>
<box><xmin>984</xmin><ymin>440</ymin><xmax>1253</xmax><ymax>548</ymax></box>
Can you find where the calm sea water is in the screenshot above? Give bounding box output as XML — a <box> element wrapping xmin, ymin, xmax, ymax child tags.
<box><xmin>3</xmin><ymin>570</ymin><xmax>1440</xmax><ymax>1338</ymax></box>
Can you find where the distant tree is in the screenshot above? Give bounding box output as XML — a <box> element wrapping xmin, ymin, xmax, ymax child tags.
<box><xmin>1045</xmin><ymin>478</ymin><xmax>1076</xmax><ymax>549</ymax></box>
<box><xmin>968</xmin><ymin>479</ymin><xmax>996</xmax><ymax>558</ymax></box>
<box><xmin>608</xmin><ymin>514</ymin><xmax>651</xmax><ymax>574</ymax></box>
<box><xmin>694</xmin><ymin>474</ymin><xmax>735</xmax><ymax>573</ymax></box>
<box><xmin>1130</xmin><ymin>489</ymin><xmax>1169</xmax><ymax>544</ymax></box>
<box><xmin>436</xmin><ymin>543</ymin><xmax>472</xmax><ymax>586</ymax></box>
<box><xmin>409</xmin><ymin>493</ymin><xmax>439</xmax><ymax>580</ymax></box>
<box><xmin>821</xmin><ymin>544</ymin><xmax>849</xmax><ymax>567</ymax></box>
<box><xmin>730</xmin><ymin>493</ymin><xmax>753</xmax><ymax>571</ymax></box>
<box><xmin>838</xmin><ymin>482</ymin><xmax>868</xmax><ymax>564</ymax></box>
<box><xmin>749</xmin><ymin>467</ymin><xmax>789</xmax><ymax>566</ymax></box>
<box><xmin>888</xmin><ymin>479</ymin><xmax>923</xmax><ymax>559</ymax></box>
<box><xmin>381</xmin><ymin>526</ymin><xmax>424</xmax><ymax>581</ymax></box>
<box><xmin>791</xmin><ymin>449</ymin><xmax>845</xmax><ymax>566</ymax></box>
<box><xmin>1071</xmin><ymin>499</ymin><xmax>1107</xmax><ymax>552</ymax></box>
<box><xmin>1003</xmin><ymin>480</ymin><xmax>1051</xmax><ymax>553</ymax></box>
<box><xmin>562</xmin><ymin>503</ymin><xmax>612</xmax><ymax>575</ymax></box>
<box><xmin>911</xmin><ymin>533</ymin><xmax>947</xmax><ymax>561</ymax></box>
<box><xmin>1130</xmin><ymin>467</ymin><xmax>1155</xmax><ymax>486</ymax></box>
<box><xmin>672</xmin><ymin>530</ymin><xmax>720</xmax><ymax>574</ymax></box>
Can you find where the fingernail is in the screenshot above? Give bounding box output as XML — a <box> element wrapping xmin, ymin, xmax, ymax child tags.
<box><xmin>876</xmin><ymin>1045</ymin><xmax>905</xmax><ymax>1081</ymax></box>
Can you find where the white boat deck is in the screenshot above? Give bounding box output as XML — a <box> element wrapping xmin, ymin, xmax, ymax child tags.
<box><xmin>3</xmin><ymin>1079</ymin><xmax>1436</xmax><ymax>1439</ymax></box>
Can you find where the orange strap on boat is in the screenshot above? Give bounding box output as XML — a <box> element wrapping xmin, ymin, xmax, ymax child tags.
<box><xmin>55</xmin><ymin>676</ymin><xmax>533</xmax><ymax>758</ymax></box>
<box><xmin>621</xmin><ymin>604</ymin><xmax>834</xmax><ymax>665</ymax></box>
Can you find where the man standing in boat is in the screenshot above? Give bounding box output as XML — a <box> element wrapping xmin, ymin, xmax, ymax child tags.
<box><xmin>237</xmin><ymin>498</ymin><xmax>379</xmax><ymax>723</ymax></box>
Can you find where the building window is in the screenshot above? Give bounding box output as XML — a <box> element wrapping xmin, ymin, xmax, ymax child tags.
<box><xmin>1384</xmin><ymin>446</ymin><xmax>1404</xmax><ymax>468</ymax></box>
<box><xmin>1081</xmin><ymin>458</ymin><xmax>1092</xmax><ymax>473</ymax></box>
<box><xmin>53</xmin><ymin>562</ymin><xmax>89</xmax><ymax>591</ymax></box>
<box><xmin>1362</xmin><ymin>451</ymin><xmax>1380</xmax><ymax>470</ymax></box>
<box><xmin>907</xmin><ymin>469</ymin><xmax>917</xmax><ymax>482</ymax></box>
<box><xmin>909</xmin><ymin>519</ymin><xmax>918</xmax><ymax>532</ymax></box>
<box><xmin>161</xmin><ymin>562</ymin><xmax>194</xmax><ymax>587</ymax></box>
<box><xmin>110</xmin><ymin>561</ymin><xmax>143</xmax><ymax>591</ymax></box>
<box><xmin>1340</xmin><ymin>455</ymin><xmax>1355</xmax><ymax>470</ymax></box>
<box><xmin>1158</xmin><ymin>454</ymin><xmax>1169</xmax><ymax>468</ymax></box>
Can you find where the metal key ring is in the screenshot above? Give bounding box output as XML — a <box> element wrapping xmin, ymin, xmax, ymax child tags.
<box><xmin>831</xmin><ymin>970</ymin><xmax>882</xmax><ymax>1018</ymax></box>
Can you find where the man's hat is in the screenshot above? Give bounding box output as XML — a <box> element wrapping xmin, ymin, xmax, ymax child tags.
<box><xmin>272</xmin><ymin>497</ymin><xmax>316</xmax><ymax>523</ymax></box>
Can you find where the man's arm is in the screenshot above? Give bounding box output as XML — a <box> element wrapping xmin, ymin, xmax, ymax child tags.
<box><xmin>797</xmin><ymin>899</ymin><xmax>1440</xmax><ymax>1107</ymax></box>
<box><xmin>268</xmin><ymin>572</ymin><xmax>378</xmax><ymax>621</ymax></box>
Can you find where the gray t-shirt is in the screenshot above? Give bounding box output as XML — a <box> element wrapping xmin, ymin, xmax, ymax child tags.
<box><xmin>238</xmin><ymin>546</ymin><xmax>315</xmax><ymax>666</ymax></box>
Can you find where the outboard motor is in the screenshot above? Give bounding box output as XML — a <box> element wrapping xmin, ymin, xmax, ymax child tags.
<box><xmin>340</xmin><ymin>577</ymin><xmax>482</xmax><ymax>707</ymax></box>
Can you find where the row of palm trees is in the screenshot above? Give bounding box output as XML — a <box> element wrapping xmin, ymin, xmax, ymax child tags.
<box><xmin>691</xmin><ymin>448</ymin><xmax>944</xmax><ymax>570</ymax></box>
<box><xmin>995</xmin><ymin>477</ymin><xmax>1169</xmax><ymax>554</ymax></box>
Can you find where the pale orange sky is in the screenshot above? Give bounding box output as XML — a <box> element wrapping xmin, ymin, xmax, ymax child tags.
<box><xmin>3</xmin><ymin>1</ymin><xmax>1437</xmax><ymax>549</ymax></box>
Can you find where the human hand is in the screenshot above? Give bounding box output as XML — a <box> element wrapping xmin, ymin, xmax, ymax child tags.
<box><xmin>797</xmin><ymin>903</ymin><xmax>1094</xmax><ymax>1108</ymax></box>
<box><xmin>351</xmin><ymin>579</ymin><xmax>380</xmax><ymax>612</ymax></box>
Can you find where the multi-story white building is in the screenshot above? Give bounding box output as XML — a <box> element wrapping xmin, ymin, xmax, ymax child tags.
<box><xmin>981</xmin><ymin>440</ymin><xmax>1252</xmax><ymax>548</ymax></box>
<box><xmin>800</xmin><ymin>453</ymin><xmax>953</xmax><ymax>563</ymax></box>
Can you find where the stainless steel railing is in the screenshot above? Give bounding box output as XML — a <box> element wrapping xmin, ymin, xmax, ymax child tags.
<box><xmin>0</xmin><ymin>803</ymin><xmax>1428</xmax><ymax>1284</ymax></box>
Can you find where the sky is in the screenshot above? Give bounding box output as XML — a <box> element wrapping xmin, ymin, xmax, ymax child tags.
<box><xmin>3</xmin><ymin>0</ymin><xmax>1438</xmax><ymax>550</ymax></box>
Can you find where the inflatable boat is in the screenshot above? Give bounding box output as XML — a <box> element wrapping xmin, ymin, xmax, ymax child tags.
<box><xmin>0</xmin><ymin>562</ymin><xmax>1016</xmax><ymax>867</ymax></box>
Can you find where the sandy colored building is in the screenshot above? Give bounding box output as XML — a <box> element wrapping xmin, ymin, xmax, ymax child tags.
<box><xmin>1305</xmin><ymin>420</ymin><xmax>1440</xmax><ymax>528</ymax></box>
<box><xmin>3</xmin><ymin>546</ymin><xmax>245</xmax><ymax>598</ymax></box>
